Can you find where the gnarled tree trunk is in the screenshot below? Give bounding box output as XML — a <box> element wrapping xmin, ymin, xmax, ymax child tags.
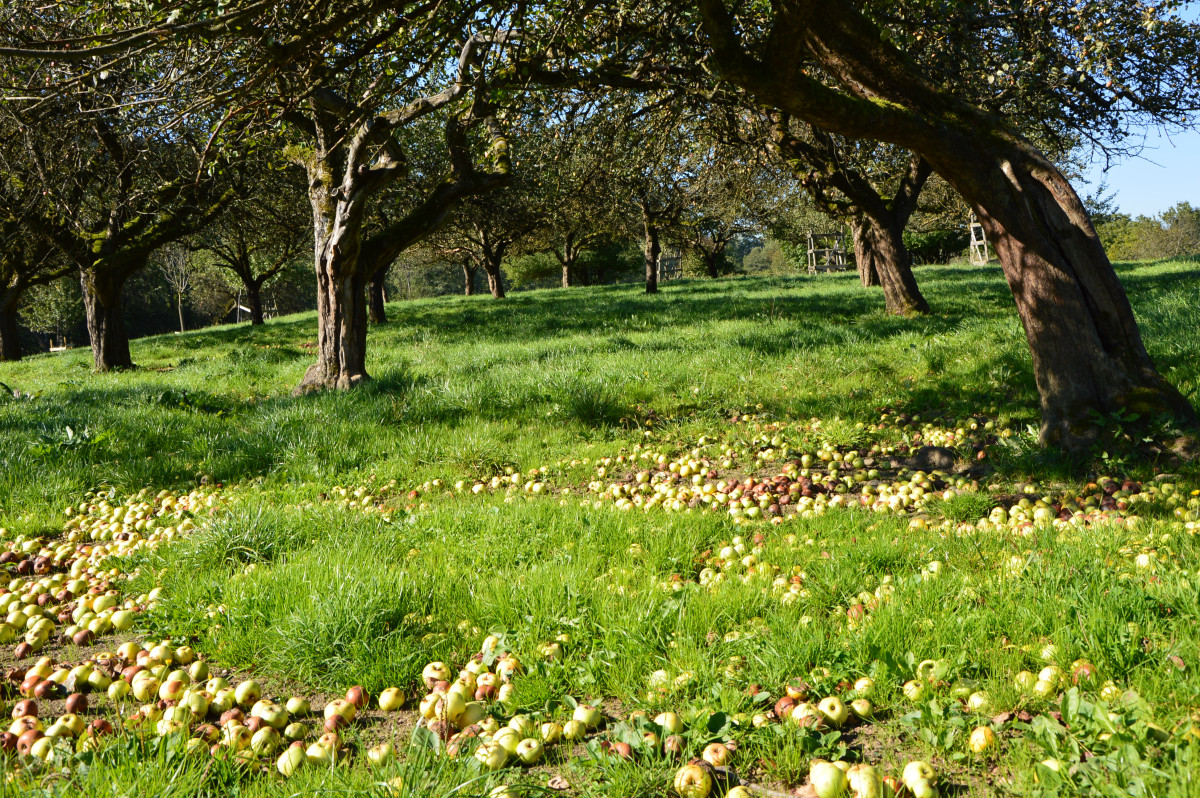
<box><xmin>851</xmin><ymin>219</ymin><xmax>880</xmax><ymax>287</ymax></box>
<box><xmin>297</xmin><ymin>170</ymin><xmax>371</xmax><ymax>392</ymax></box>
<box><xmin>246</xmin><ymin>281</ymin><xmax>265</xmax><ymax>325</ymax></box>
<box><xmin>80</xmin><ymin>268</ymin><xmax>133</xmax><ymax>371</ymax></box>
<box><xmin>558</xmin><ymin>232</ymin><xmax>582</xmax><ymax>288</ymax></box>
<box><xmin>959</xmin><ymin>151</ymin><xmax>1194</xmax><ymax>447</ymax></box>
<box><xmin>483</xmin><ymin>255</ymin><xmax>506</xmax><ymax>298</ymax></box>
<box><xmin>704</xmin><ymin>255</ymin><xmax>721</xmax><ymax>279</ymax></box>
<box><xmin>852</xmin><ymin>213</ymin><xmax>929</xmax><ymax>315</ymax></box>
<box><xmin>463</xmin><ymin>260</ymin><xmax>477</xmax><ymax>295</ymax></box>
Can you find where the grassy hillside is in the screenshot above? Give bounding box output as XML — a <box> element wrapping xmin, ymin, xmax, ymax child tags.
<box><xmin>1</xmin><ymin>261</ymin><xmax>1199</xmax><ymax>797</ymax></box>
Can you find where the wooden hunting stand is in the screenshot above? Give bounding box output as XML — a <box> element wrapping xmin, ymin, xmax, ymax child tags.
<box><xmin>969</xmin><ymin>214</ymin><xmax>990</xmax><ymax>265</ymax></box>
<box><xmin>657</xmin><ymin>249</ymin><xmax>683</xmax><ymax>281</ymax></box>
<box><xmin>806</xmin><ymin>231</ymin><xmax>850</xmax><ymax>273</ymax></box>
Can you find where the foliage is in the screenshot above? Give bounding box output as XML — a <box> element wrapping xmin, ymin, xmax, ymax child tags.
<box><xmin>1097</xmin><ymin>202</ymin><xmax>1200</xmax><ymax>262</ymax></box>
<box><xmin>903</xmin><ymin>229</ymin><xmax>971</xmax><ymax>265</ymax></box>
<box><xmin>19</xmin><ymin>278</ymin><xmax>85</xmax><ymax>342</ymax></box>
<box><xmin>742</xmin><ymin>239</ymin><xmax>800</xmax><ymax>274</ymax></box>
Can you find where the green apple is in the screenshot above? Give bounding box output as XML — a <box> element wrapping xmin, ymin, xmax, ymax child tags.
<box><xmin>516</xmin><ymin>737</ymin><xmax>544</xmax><ymax>764</ymax></box>
<box><xmin>674</xmin><ymin>763</ymin><xmax>714</xmax><ymax>798</ymax></box>
<box><xmin>277</xmin><ymin>745</ymin><xmax>305</xmax><ymax>777</ymax></box>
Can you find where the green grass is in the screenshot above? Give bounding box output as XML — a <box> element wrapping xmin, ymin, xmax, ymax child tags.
<box><xmin>2</xmin><ymin>261</ymin><xmax>1200</xmax><ymax>797</ymax></box>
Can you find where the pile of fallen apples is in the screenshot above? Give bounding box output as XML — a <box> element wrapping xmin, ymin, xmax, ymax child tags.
<box><xmin>393</xmin><ymin>413</ymin><xmax>1198</xmax><ymax>540</ymax></box>
<box><xmin>0</xmin><ymin>487</ymin><xmax>221</xmax><ymax>660</ymax></box>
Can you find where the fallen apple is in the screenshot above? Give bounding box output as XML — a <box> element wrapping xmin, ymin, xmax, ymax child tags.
<box><xmin>277</xmin><ymin>745</ymin><xmax>306</xmax><ymax>777</ymax></box>
<box><xmin>817</xmin><ymin>696</ymin><xmax>850</xmax><ymax>727</ymax></box>
<box><xmin>572</xmin><ymin>704</ymin><xmax>603</xmax><ymax>729</ymax></box>
<box><xmin>378</xmin><ymin>687</ymin><xmax>405</xmax><ymax>711</ymax></box>
<box><xmin>674</xmin><ymin>762</ymin><xmax>714</xmax><ymax>798</ymax></box>
<box><xmin>810</xmin><ymin>760</ymin><xmax>849</xmax><ymax>798</ymax></box>
<box><xmin>516</xmin><ymin>737</ymin><xmax>544</xmax><ymax>764</ymax></box>
<box><xmin>367</xmin><ymin>742</ymin><xmax>394</xmax><ymax>765</ymax></box>
<box><xmin>701</xmin><ymin>741</ymin><xmax>729</xmax><ymax>767</ymax></box>
<box><xmin>969</xmin><ymin>725</ymin><xmax>996</xmax><ymax>753</ymax></box>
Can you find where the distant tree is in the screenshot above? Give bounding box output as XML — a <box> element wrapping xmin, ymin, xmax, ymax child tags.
<box><xmin>524</xmin><ymin>99</ymin><xmax>623</xmax><ymax>288</ymax></box>
<box><xmin>0</xmin><ymin>91</ymin><xmax>232</xmax><ymax>369</ymax></box>
<box><xmin>606</xmin><ymin>108</ymin><xmax>692</xmax><ymax>295</ymax></box>
<box><xmin>0</xmin><ymin>180</ymin><xmax>71</xmax><ymax>360</ymax></box>
<box><xmin>768</xmin><ymin>118</ymin><xmax>931</xmax><ymax>314</ymax></box>
<box><xmin>19</xmin><ymin>278</ymin><xmax>85</xmax><ymax>351</ymax></box>
<box><xmin>1153</xmin><ymin>202</ymin><xmax>1200</xmax><ymax>259</ymax></box>
<box><xmin>195</xmin><ymin>164</ymin><xmax>309</xmax><ymax>325</ymax></box>
<box><xmin>157</xmin><ymin>245</ymin><xmax>197</xmax><ymax>334</ymax></box>
<box><xmin>742</xmin><ymin>239</ymin><xmax>794</xmax><ymax>274</ymax></box>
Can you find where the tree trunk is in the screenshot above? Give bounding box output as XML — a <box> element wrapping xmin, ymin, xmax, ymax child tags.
<box><xmin>852</xmin><ymin>214</ymin><xmax>929</xmax><ymax>315</ymax></box>
<box><xmin>962</xmin><ymin>158</ymin><xmax>1195</xmax><ymax>448</ymax></box>
<box><xmin>368</xmin><ymin>262</ymin><xmax>389</xmax><ymax>324</ymax></box>
<box><xmin>246</xmin><ymin>281</ymin><xmax>265</xmax><ymax>325</ymax></box>
<box><xmin>483</xmin><ymin>256</ymin><xmax>506</xmax><ymax>298</ymax></box>
<box><xmin>851</xmin><ymin>219</ymin><xmax>880</xmax><ymax>287</ymax></box>
<box><xmin>463</xmin><ymin>262</ymin><xmax>477</xmax><ymax>295</ymax></box>
<box><xmin>176</xmin><ymin>293</ymin><xmax>186</xmax><ymax>333</ymax></box>
<box><xmin>0</xmin><ymin>289</ymin><xmax>21</xmax><ymax>362</ymax></box>
<box><xmin>297</xmin><ymin>187</ymin><xmax>370</xmax><ymax>393</ymax></box>
<box><xmin>704</xmin><ymin>254</ymin><xmax>721</xmax><ymax>279</ymax></box>
<box><xmin>560</xmin><ymin>234</ymin><xmax>578</xmax><ymax>288</ymax></box>
<box><xmin>644</xmin><ymin>222</ymin><xmax>660</xmax><ymax>295</ymax></box>
<box><xmin>80</xmin><ymin>269</ymin><xmax>133</xmax><ymax>371</ymax></box>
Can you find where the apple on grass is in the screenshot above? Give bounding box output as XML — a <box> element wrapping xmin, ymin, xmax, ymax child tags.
<box><xmin>562</xmin><ymin>719</ymin><xmax>586</xmax><ymax>742</ymax></box>
<box><xmin>701</xmin><ymin>741</ymin><xmax>729</xmax><ymax>768</ymax></box>
<box><xmin>277</xmin><ymin>746</ymin><xmax>306</xmax><ymax>777</ymax></box>
<box><xmin>674</xmin><ymin>762</ymin><xmax>714</xmax><ymax>798</ymax></box>
<box><xmin>817</xmin><ymin>696</ymin><xmax>850</xmax><ymax>728</ymax></box>
<box><xmin>515</xmin><ymin>737</ymin><xmax>544</xmax><ymax>765</ymax></box>
<box><xmin>655</xmin><ymin>711</ymin><xmax>683</xmax><ymax>735</ymax></box>
<box><xmin>540</xmin><ymin>721</ymin><xmax>563</xmax><ymax>744</ymax></box>
<box><xmin>378</xmin><ymin>687</ymin><xmax>405</xmax><ymax>711</ymax></box>
<box><xmin>810</xmin><ymin>761</ymin><xmax>848</xmax><ymax>798</ymax></box>
<box><xmin>367</xmin><ymin>742</ymin><xmax>394</xmax><ymax>765</ymax></box>
<box><xmin>572</xmin><ymin>705</ymin><xmax>603</xmax><ymax>729</ymax></box>
<box><xmin>969</xmin><ymin>725</ymin><xmax>996</xmax><ymax>753</ymax></box>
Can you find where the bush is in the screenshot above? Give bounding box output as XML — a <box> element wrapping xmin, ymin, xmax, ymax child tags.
<box><xmin>1097</xmin><ymin>202</ymin><xmax>1200</xmax><ymax>262</ymax></box>
<box><xmin>903</xmin><ymin>229</ymin><xmax>970</xmax><ymax>264</ymax></box>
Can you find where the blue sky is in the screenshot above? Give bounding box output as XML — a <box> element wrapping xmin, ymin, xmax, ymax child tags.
<box><xmin>1079</xmin><ymin>4</ymin><xmax>1200</xmax><ymax>218</ymax></box>
<box><xmin>1080</xmin><ymin>123</ymin><xmax>1200</xmax><ymax>219</ymax></box>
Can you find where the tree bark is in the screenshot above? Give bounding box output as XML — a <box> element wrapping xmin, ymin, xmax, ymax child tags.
<box><xmin>559</xmin><ymin>233</ymin><xmax>579</xmax><ymax>288</ymax></box>
<box><xmin>644</xmin><ymin>221</ymin><xmax>660</xmax><ymax>295</ymax></box>
<box><xmin>703</xmin><ymin>254</ymin><xmax>721</xmax><ymax>279</ymax></box>
<box><xmin>368</xmin><ymin>262</ymin><xmax>389</xmax><ymax>324</ymax></box>
<box><xmin>852</xmin><ymin>214</ymin><xmax>928</xmax><ymax>315</ymax></box>
<box><xmin>852</xmin><ymin>219</ymin><xmax>881</xmax><ymax>287</ymax></box>
<box><xmin>246</xmin><ymin>281</ymin><xmax>265</xmax><ymax>325</ymax></box>
<box><xmin>176</xmin><ymin>293</ymin><xmax>186</xmax><ymax>333</ymax></box>
<box><xmin>463</xmin><ymin>261</ymin><xmax>477</xmax><ymax>295</ymax></box>
<box><xmin>80</xmin><ymin>268</ymin><xmax>133</xmax><ymax>371</ymax></box>
<box><xmin>296</xmin><ymin>169</ymin><xmax>371</xmax><ymax>393</ymax></box>
<box><xmin>966</xmin><ymin>163</ymin><xmax>1195</xmax><ymax>447</ymax></box>
<box><xmin>697</xmin><ymin>0</ymin><xmax>1196</xmax><ymax>449</ymax></box>
<box><xmin>302</xmin><ymin>246</ymin><xmax>369</xmax><ymax>392</ymax></box>
<box><xmin>483</xmin><ymin>255</ymin><xmax>506</xmax><ymax>298</ymax></box>
<box><xmin>0</xmin><ymin>288</ymin><xmax>21</xmax><ymax>362</ymax></box>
